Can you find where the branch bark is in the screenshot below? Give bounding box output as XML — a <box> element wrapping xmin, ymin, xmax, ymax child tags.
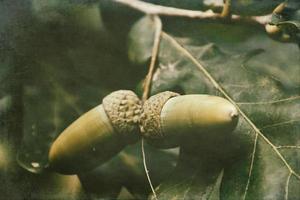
<box><xmin>113</xmin><ymin>0</ymin><xmax>271</xmax><ymax>25</ymax></box>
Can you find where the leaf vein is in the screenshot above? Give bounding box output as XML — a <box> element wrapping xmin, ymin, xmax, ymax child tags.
<box><xmin>260</xmin><ymin>119</ymin><xmax>300</xmax><ymax>130</ymax></box>
<box><xmin>285</xmin><ymin>171</ymin><xmax>292</xmax><ymax>200</ymax></box>
<box><xmin>237</xmin><ymin>96</ymin><xmax>300</xmax><ymax>105</ymax></box>
<box><xmin>277</xmin><ymin>146</ymin><xmax>300</xmax><ymax>150</ymax></box>
<box><xmin>242</xmin><ymin>132</ymin><xmax>258</xmax><ymax>200</ymax></box>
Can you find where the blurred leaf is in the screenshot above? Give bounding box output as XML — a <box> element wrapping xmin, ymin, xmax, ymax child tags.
<box><xmin>128</xmin><ymin>16</ymin><xmax>158</xmax><ymax>65</ymax></box>
<box><xmin>2</xmin><ymin>2</ymin><xmax>178</xmax><ymax>199</ymax></box>
<box><xmin>129</xmin><ymin>14</ymin><xmax>300</xmax><ymax>199</ymax></box>
<box><xmin>230</xmin><ymin>0</ymin><xmax>282</xmax><ymax>16</ymax></box>
<box><xmin>12</xmin><ymin>2</ymin><xmax>146</xmax><ymax>171</ymax></box>
<box><xmin>79</xmin><ymin>143</ymin><xmax>178</xmax><ymax>199</ymax></box>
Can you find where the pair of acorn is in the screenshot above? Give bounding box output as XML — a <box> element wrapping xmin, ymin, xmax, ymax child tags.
<box><xmin>49</xmin><ymin>90</ymin><xmax>239</xmax><ymax>175</ymax></box>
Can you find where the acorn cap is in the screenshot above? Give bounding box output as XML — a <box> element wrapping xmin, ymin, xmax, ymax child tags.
<box><xmin>139</xmin><ymin>91</ymin><xmax>180</xmax><ymax>139</ymax></box>
<box><xmin>103</xmin><ymin>90</ymin><xmax>142</xmax><ymax>143</ymax></box>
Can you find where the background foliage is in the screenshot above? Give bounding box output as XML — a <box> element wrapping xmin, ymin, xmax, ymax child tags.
<box><xmin>0</xmin><ymin>0</ymin><xmax>299</xmax><ymax>199</ymax></box>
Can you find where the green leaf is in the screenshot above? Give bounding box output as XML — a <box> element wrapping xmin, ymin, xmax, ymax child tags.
<box><xmin>14</xmin><ymin>2</ymin><xmax>145</xmax><ymax>174</ymax></box>
<box><xmin>79</xmin><ymin>141</ymin><xmax>178</xmax><ymax>199</ymax></box>
<box><xmin>128</xmin><ymin>15</ymin><xmax>300</xmax><ymax>199</ymax></box>
<box><xmin>128</xmin><ymin>15</ymin><xmax>158</xmax><ymax>65</ymax></box>
<box><xmin>149</xmin><ymin>144</ymin><xmax>227</xmax><ymax>200</ymax></box>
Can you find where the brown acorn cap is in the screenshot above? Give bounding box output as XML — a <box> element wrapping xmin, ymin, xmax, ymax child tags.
<box><xmin>139</xmin><ymin>91</ymin><xmax>179</xmax><ymax>139</ymax></box>
<box><xmin>102</xmin><ymin>90</ymin><xmax>142</xmax><ymax>143</ymax></box>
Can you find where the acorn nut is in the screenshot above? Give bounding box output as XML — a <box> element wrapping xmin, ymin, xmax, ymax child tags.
<box><xmin>140</xmin><ymin>91</ymin><xmax>239</xmax><ymax>148</ymax></box>
<box><xmin>48</xmin><ymin>90</ymin><xmax>142</xmax><ymax>175</ymax></box>
<box><xmin>265</xmin><ymin>24</ymin><xmax>281</xmax><ymax>35</ymax></box>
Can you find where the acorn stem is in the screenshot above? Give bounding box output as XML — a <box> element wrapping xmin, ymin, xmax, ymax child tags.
<box><xmin>142</xmin><ymin>15</ymin><xmax>162</xmax><ymax>102</ymax></box>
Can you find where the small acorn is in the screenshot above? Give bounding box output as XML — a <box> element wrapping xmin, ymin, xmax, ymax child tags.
<box><xmin>265</xmin><ymin>24</ymin><xmax>281</xmax><ymax>35</ymax></box>
<box><xmin>48</xmin><ymin>90</ymin><xmax>142</xmax><ymax>175</ymax></box>
<box><xmin>140</xmin><ymin>91</ymin><xmax>239</xmax><ymax>148</ymax></box>
<box><xmin>264</xmin><ymin>2</ymin><xmax>284</xmax><ymax>37</ymax></box>
<box><xmin>265</xmin><ymin>24</ymin><xmax>296</xmax><ymax>43</ymax></box>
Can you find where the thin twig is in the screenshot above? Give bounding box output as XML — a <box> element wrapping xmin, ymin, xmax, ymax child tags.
<box><xmin>114</xmin><ymin>0</ymin><xmax>219</xmax><ymax>19</ymax></box>
<box><xmin>113</xmin><ymin>0</ymin><xmax>271</xmax><ymax>25</ymax></box>
<box><xmin>141</xmin><ymin>15</ymin><xmax>162</xmax><ymax>200</ymax></box>
<box><xmin>220</xmin><ymin>0</ymin><xmax>231</xmax><ymax>19</ymax></box>
<box><xmin>141</xmin><ymin>139</ymin><xmax>158</xmax><ymax>200</ymax></box>
<box><xmin>142</xmin><ymin>15</ymin><xmax>163</xmax><ymax>101</ymax></box>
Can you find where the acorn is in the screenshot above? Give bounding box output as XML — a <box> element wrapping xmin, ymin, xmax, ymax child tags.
<box><xmin>140</xmin><ymin>91</ymin><xmax>239</xmax><ymax>148</ymax></box>
<box><xmin>48</xmin><ymin>90</ymin><xmax>142</xmax><ymax>175</ymax></box>
<box><xmin>265</xmin><ymin>24</ymin><xmax>281</xmax><ymax>35</ymax></box>
<box><xmin>265</xmin><ymin>24</ymin><xmax>295</xmax><ymax>43</ymax></box>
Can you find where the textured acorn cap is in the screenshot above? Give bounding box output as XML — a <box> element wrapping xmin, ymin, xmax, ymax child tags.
<box><xmin>103</xmin><ymin>90</ymin><xmax>142</xmax><ymax>143</ymax></box>
<box><xmin>139</xmin><ymin>91</ymin><xmax>180</xmax><ymax>139</ymax></box>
